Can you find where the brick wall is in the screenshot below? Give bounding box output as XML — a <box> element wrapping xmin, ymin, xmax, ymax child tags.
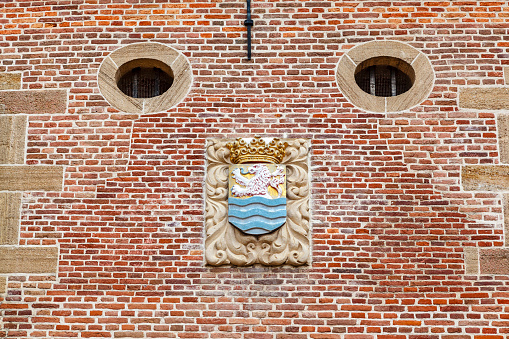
<box><xmin>1</xmin><ymin>0</ymin><xmax>509</xmax><ymax>338</ymax></box>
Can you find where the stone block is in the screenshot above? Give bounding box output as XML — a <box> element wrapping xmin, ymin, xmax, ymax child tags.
<box><xmin>347</xmin><ymin>40</ymin><xmax>419</xmax><ymax>65</ymax></box>
<box><xmin>0</xmin><ymin>246</ymin><xmax>58</xmax><ymax>274</ymax></box>
<box><xmin>0</xmin><ymin>115</ymin><xmax>27</xmax><ymax>164</ymax></box>
<box><xmin>0</xmin><ymin>73</ymin><xmax>21</xmax><ymax>90</ymax></box>
<box><xmin>144</xmin><ymin>54</ymin><xmax>193</xmax><ymax>114</ymax></box>
<box><xmin>461</xmin><ymin>165</ymin><xmax>509</xmax><ymax>191</ymax></box>
<box><xmin>336</xmin><ymin>55</ymin><xmax>385</xmax><ymax>113</ymax></box>
<box><xmin>0</xmin><ymin>166</ymin><xmax>63</xmax><ymax>191</ymax></box>
<box><xmin>0</xmin><ymin>192</ymin><xmax>21</xmax><ymax>245</ymax></box>
<box><xmin>0</xmin><ymin>276</ymin><xmax>6</xmax><ymax>294</ymax></box>
<box><xmin>504</xmin><ymin>194</ymin><xmax>509</xmax><ymax>247</ymax></box>
<box><xmin>98</xmin><ymin>57</ymin><xmax>142</xmax><ymax>114</ymax></box>
<box><xmin>479</xmin><ymin>248</ymin><xmax>509</xmax><ymax>275</ymax></box>
<box><xmin>498</xmin><ymin>114</ymin><xmax>509</xmax><ymax>164</ymax></box>
<box><xmin>459</xmin><ymin>87</ymin><xmax>509</xmax><ymax>110</ymax></box>
<box><xmin>464</xmin><ymin>247</ymin><xmax>479</xmax><ymax>275</ymax></box>
<box><xmin>386</xmin><ymin>53</ymin><xmax>434</xmax><ymax>113</ymax></box>
<box><xmin>0</xmin><ymin>90</ymin><xmax>67</xmax><ymax>114</ymax></box>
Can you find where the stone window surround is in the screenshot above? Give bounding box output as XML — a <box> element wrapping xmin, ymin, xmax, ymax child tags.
<box><xmin>98</xmin><ymin>42</ymin><xmax>192</xmax><ymax>114</ymax></box>
<box><xmin>336</xmin><ymin>40</ymin><xmax>434</xmax><ymax>113</ymax></box>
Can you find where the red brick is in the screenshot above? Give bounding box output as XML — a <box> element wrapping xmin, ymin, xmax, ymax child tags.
<box><xmin>0</xmin><ymin>1</ymin><xmax>508</xmax><ymax>339</ymax></box>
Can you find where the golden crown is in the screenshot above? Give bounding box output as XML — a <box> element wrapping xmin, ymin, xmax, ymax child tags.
<box><xmin>227</xmin><ymin>136</ymin><xmax>288</xmax><ymax>164</ymax></box>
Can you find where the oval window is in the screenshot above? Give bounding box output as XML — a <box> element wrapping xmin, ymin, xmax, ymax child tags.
<box><xmin>335</xmin><ymin>41</ymin><xmax>434</xmax><ymax>113</ymax></box>
<box><xmin>116</xmin><ymin>59</ymin><xmax>173</xmax><ymax>99</ymax></box>
<box><xmin>98</xmin><ymin>42</ymin><xmax>192</xmax><ymax>114</ymax></box>
<box><xmin>354</xmin><ymin>57</ymin><xmax>415</xmax><ymax>97</ymax></box>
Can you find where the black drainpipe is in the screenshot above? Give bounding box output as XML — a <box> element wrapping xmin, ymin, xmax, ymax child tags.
<box><xmin>244</xmin><ymin>0</ymin><xmax>253</xmax><ymax>60</ymax></box>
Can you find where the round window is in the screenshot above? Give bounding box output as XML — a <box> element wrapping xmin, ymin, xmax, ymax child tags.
<box><xmin>98</xmin><ymin>42</ymin><xmax>192</xmax><ymax>114</ymax></box>
<box><xmin>354</xmin><ymin>57</ymin><xmax>414</xmax><ymax>97</ymax></box>
<box><xmin>116</xmin><ymin>59</ymin><xmax>174</xmax><ymax>99</ymax></box>
<box><xmin>335</xmin><ymin>41</ymin><xmax>434</xmax><ymax>113</ymax></box>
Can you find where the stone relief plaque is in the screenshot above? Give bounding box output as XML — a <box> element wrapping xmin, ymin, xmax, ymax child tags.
<box><xmin>205</xmin><ymin>137</ymin><xmax>310</xmax><ymax>266</ymax></box>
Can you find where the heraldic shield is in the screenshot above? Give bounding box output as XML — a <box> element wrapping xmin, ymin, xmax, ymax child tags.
<box><xmin>228</xmin><ymin>164</ymin><xmax>286</xmax><ymax>235</ymax></box>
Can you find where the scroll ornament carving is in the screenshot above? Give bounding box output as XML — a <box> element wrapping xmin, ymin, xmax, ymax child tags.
<box><xmin>205</xmin><ymin>138</ymin><xmax>310</xmax><ymax>266</ymax></box>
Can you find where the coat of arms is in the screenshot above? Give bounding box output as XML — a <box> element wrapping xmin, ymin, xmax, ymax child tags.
<box><xmin>226</xmin><ymin>137</ymin><xmax>288</xmax><ymax>235</ymax></box>
<box><xmin>228</xmin><ymin>164</ymin><xmax>286</xmax><ymax>235</ymax></box>
<box><xmin>205</xmin><ymin>136</ymin><xmax>310</xmax><ymax>266</ymax></box>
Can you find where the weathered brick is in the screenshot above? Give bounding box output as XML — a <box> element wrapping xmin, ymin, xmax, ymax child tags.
<box><xmin>479</xmin><ymin>248</ymin><xmax>509</xmax><ymax>275</ymax></box>
<box><xmin>0</xmin><ymin>90</ymin><xmax>67</xmax><ymax>115</ymax></box>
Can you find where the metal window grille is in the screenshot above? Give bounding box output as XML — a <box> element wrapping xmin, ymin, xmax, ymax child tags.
<box><xmin>355</xmin><ymin>65</ymin><xmax>412</xmax><ymax>97</ymax></box>
<box><xmin>118</xmin><ymin>67</ymin><xmax>173</xmax><ymax>99</ymax></box>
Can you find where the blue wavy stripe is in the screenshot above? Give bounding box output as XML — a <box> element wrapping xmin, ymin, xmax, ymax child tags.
<box><xmin>228</xmin><ymin>205</ymin><xmax>286</xmax><ymax>219</ymax></box>
<box><xmin>229</xmin><ymin>196</ymin><xmax>286</xmax><ymax>207</ymax></box>
<box><xmin>229</xmin><ymin>215</ymin><xmax>286</xmax><ymax>228</ymax></box>
<box><xmin>229</xmin><ymin>202</ymin><xmax>286</xmax><ymax>214</ymax></box>
<box><xmin>239</xmin><ymin>227</ymin><xmax>280</xmax><ymax>235</ymax></box>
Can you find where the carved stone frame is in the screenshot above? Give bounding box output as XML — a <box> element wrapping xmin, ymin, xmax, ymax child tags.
<box><xmin>205</xmin><ymin>138</ymin><xmax>310</xmax><ymax>266</ymax></box>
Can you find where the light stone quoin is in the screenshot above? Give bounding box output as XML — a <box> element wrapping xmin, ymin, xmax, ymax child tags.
<box><xmin>0</xmin><ymin>73</ymin><xmax>65</xmax><ymax>294</ymax></box>
<box><xmin>458</xmin><ymin>66</ymin><xmax>509</xmax><ymax>276</ymax></box>
<box><xmin>205</xmin><ymin>138</ymin><xmax>311</xmax><ymax>266</ymax></box>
